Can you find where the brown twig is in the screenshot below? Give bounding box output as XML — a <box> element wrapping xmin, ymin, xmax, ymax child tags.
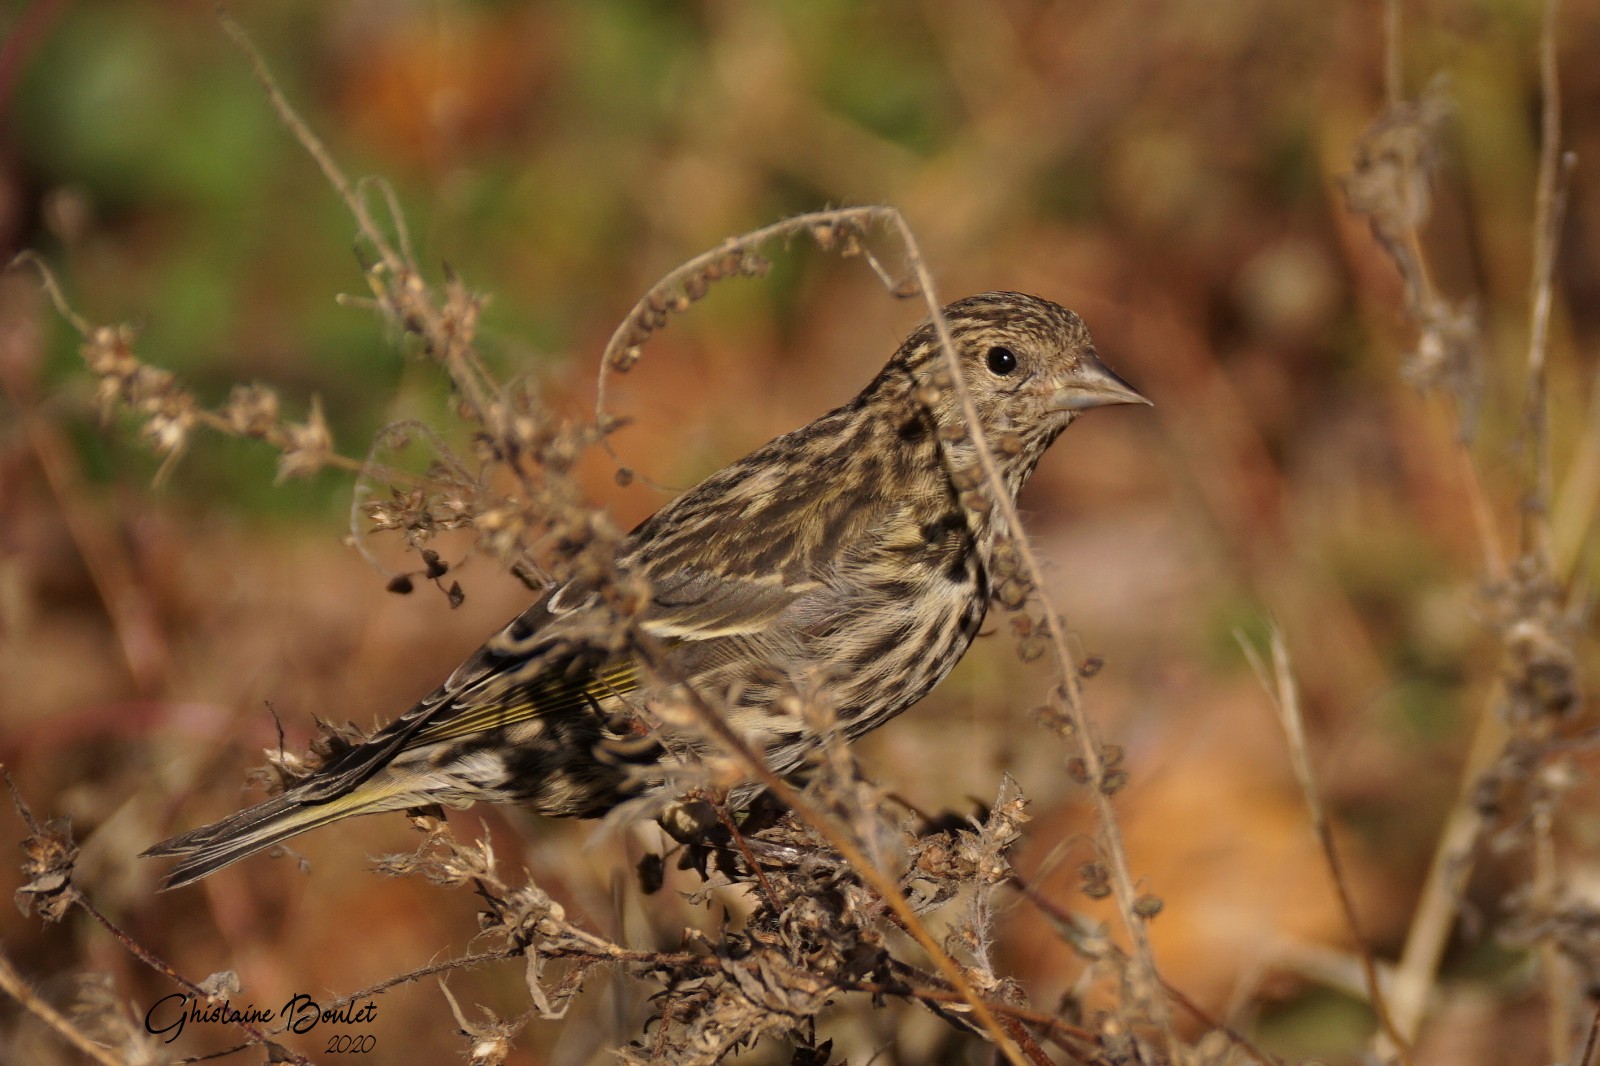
<box><xmin>1578</xmin><ymin>1004</ymin><xmax>1600</xmax><ymax>1066</ymax></box>
<box><xmin>1006</xmin><ymin>869</ymin><xmax>1280</xmax><ymax>1066</ymax></box>
<box><xmin>1383</xmin><ymin>0</ymin><xmax>1403</xmax><ymax>106</ymax></box>
<box><xmin>72</xmin><ymin>894</ymin><xmax>315</xmax><ymax>1066</ymax></box>
<box><xmin>1241</xmin><ymin>628</ymin><xmax>1411</xmax><ymax>1063</ymax></box>
<box><xmin>1521</xmin><ymin>0</ymin><xmax>1571</xmax><ymax>566</ymax></box>
<box><xmin>886</xmin><ymin>213</ymin><xmax>1175</xmax><ymax>1050</ymax></box>
<box><xmin>222</xmin><ymin>12</ymin><xmax>501</xmax><ymax>424</ymax></box>
<box><xmin>0</xmin><ymin>944</ymin><xmax>127</xmax><ymax>1066</ymax></box>
<box><xmin>708</xmin><ymin>797</ymin><xmax>782</xmax><ymax>911</ymax></box>
<box><xmin>1354</xmin><ymin>1</ymin><xmax>1586</xmax><ymax>1055</ymax></box>
<box><xmin>5</xmin><ymin>771</ymin><xmax>314</xmax><ymax>1065</ymax></box>
<box><xmin>592</xmin><ymin>201</ymin><xmax>1163</xmax><ymax>1058</ymax></box>
<box><xmin>631</xmin><ymin>631</ymin><xmax>1030</xmax><ymax>1066</ymax></box>
<box><xmin>0</xmin><ymin>279</ymin><xmax>172</xmax><ymax>691</ymax></box>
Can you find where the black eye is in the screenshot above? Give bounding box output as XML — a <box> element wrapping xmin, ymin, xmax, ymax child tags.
<box><xmin>985</xmin><ymin>346</ymin><xmax>1017</xmax><ymax>376</ymax></box>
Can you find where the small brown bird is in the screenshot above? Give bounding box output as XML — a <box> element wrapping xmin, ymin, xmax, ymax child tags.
<box><xmin>146</xmin><ymin>292</ymin><xmax>1148</xmax><ymax>889</ymax></box>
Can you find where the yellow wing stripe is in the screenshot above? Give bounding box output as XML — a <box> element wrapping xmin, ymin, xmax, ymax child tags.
<box><xmin>409</xmin><ymin>660</ymin><xmax>642</xmax><ymax>746</ymax></box>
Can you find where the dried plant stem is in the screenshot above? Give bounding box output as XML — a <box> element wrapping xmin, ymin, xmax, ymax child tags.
<box><xmin>1007</xmin><ymin>870</ymin><xmax>1277</xmax><ymax>1066</ymax></box>
<box><xmin>0</xmin><ymin>353</ymin><xmax>171</xmax><ymax>692</ymax></box>
<box><xmin>708</xmin><ymin>801</ymin><xmax>782</xmax><ymax>910</ymax></box>
<box><xmin>632</xmin><ymin>633</ymin><xmax>1030</xmax><ymax>1066</ymax></box>
<box><xmin>1364</xmin><ymin>1</ymin><xmax>1582</xmax><ymax>1055</ymax></box>
<box><xmin>1532</xmin><ymin>798</ymin><xmax>1572</xmax><ymax>1063</ymax></box>
<box><xmin>294</xmin><ymin>949</ymin><xmax>523</xmax><ymax>1018</ymax></box>
<box><xmin>5</xmin><ymin>774</ymin><xmax>314</xmax><ymax>1066</ymax></box>
<box><xmin>220</xmin><ymin>16</ymin><xmax>388</xmax><ymax>264</ymax></box>
<box><xmin>72</xmin><ymin>893</ymin><xmax>315</xmax><ymax>1066</ymax></box>
<box><xmin>598</xmin><ymin>203</ymin><xmax>1165</xmax><ymax>1051</ymax></box>
<box><xmin>999</xmin><ymin>1018</ymin><xmax>1055</xmax><ymax>1066</ymax></box>
<box><xmin>1452</xmin><ymin>435</ymin><xmax>1507</xmax><ymax>584</ymax></box>
<box><xmin>1382</xmin><ymin>690</ymin><xmax>1508</xmax><ymax>1047</ymax></box>
<box><xmin>1242</xmin><ymin>629</ymin><xmax>1411</xmax><ymax>1063</ymax></box>
<box><xmin>1383</xmin><ymin>0</ymin><xmax>1403</xmax><ymax>106</ymax></box>
<box><xmin>1522</xmin><ymin>0</ymin><xmax>1570</xmax><ymax>565</ymax></box>
<box><xmin>1551</xmin><ymin>371</ymin><xmax>1600</xmax><ymax>578</ymax></box>
<box><xmin>0</xmin><ymin>945</ymin><xmax>126</xmax><ymax>1066</ymax></box>
<box><xmin>1579</xmin><ymin>1005</ymin><xmax>1600</xmax><ymax>1066</ymax></box>
<box><xmin>593</xmin><ymin>204</ymin><xmax>895</xmax><ymax>481</ymax></box>
<box><xmin>891</xmin><ymin>212</ymin><xmax>1176</xmax><ymax>1048</ymax></box>
<box><xmin>597</xmin><ymin>206</ymin><xmax>889</xmax><ymax>392</ymax></box>
<box><xmin>221</xmin><ymin>13</ymin><xmax>499</xmax><ymax>419</ymax></box>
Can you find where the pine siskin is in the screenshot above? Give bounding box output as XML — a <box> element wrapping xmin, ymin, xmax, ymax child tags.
<box><xmin>146</xmin><ymin>292</ymin><xmax>1148</xmax><ymax>889</ymax></box>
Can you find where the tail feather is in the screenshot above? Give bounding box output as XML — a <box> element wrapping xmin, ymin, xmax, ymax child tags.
<box><xmin>143</xmin><ymin>780</ymin><xmax>416</xmax><ymax>890</ymax></box>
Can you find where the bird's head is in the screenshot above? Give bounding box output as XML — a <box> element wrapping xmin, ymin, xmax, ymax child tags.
<box><xmin>882</xmin><ymin>292</ymin><xmax>1149</xmax><ymax>490</ymax></box>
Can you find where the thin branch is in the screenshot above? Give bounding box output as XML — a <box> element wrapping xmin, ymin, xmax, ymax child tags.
<box><xmin>1578</xmin><ymin>1004</ymin><xmax>1600</xmax><ymax>1066</ymax></box>
<box><xmin>1007</xmin><ymin>869</ymin><xmax>1280</xmax><ymax>1066</ymax></box>
<box><xmin>221</xmin><ymin>12</ymin><xmax>501</xmax><ymax>420</ymax></box>
<box><xmin>631</xmin><ymin>631</ymin><xmax>1031</xmax><ymax>1066</ymax></box>
<box><xmin>1383</xmin><ymin>0</ymin><xmax>1403</xmax><ymax>106</ymax></box>
<box><xmin>1382</xmin><ymin>688</ymin><xmax>1509</xmax><ymax>1046</ymax></box>
<box><xmin>1241</xmin><ymin>628</ymin><xmax>1411</xmax><ymax>1064</ymax></box>
<box><xmin>1532</xmin><ymin>795</ymin><xmax>1572</xmax><ymax>1064</ymax></box>
<box><xmin>0</xmin><ymin>946</ymin><xmax>127</xmax><ymax>1066</ymax></box>
<box><xmin>592</xmin><ymin>205</ymin><xmax>891</xmax><ymax>478</ymax></box>
<box><xmin>72</xmin><ymin>893</ymin><xmax>315</xmax><ymax>1066</ymax></box>
<box><xmin>1522</xmin><ymin>0</ymin><xmax>1571</xmax><ymax>564</ymax></box>
<box><xmin>219</xmin><ymin>14</ymin><xmax>397</xmax><ymax>270</ymax></box>
<box><xmin>885</xmin><ymin>211</ymin><xmax>1176</xmax><ymax>1048</ymax></box>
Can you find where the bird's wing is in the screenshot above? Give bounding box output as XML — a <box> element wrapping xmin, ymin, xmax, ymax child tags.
<box><xmin>298</xmin><ymin>556</ymin><xmax>817</xmax><ymax>799</ymax></box>
<box><xmin>640</xmin><ymin>564</ymin><xmax>816</xmax><ymax>640</ymax></box>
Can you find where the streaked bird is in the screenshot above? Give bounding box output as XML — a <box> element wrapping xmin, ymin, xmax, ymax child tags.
<box><xmin>146</xmin><ymin>292</ymin><xmax>1148</xmax><ymax>890</ymax></box>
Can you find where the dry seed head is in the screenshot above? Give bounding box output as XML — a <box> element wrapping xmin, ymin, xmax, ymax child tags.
<box><xmin>1033</xmin><ymin>704</ymin><xmax>1075</xmax><ymax>737</ymax></box>
<box><xmin>996</xmin><ymin>578</ymin><xmax>1030</xmax><ymax>610</ymax></box>
<box><xmin>1015</xmin><ymin>634</ymin><xmax>1046</xmax><ymax>662</ymax></box>
<box><xmin>143</xmin><ymin>409</ymin><xmax>193</xmax><ymax>456</ymax></box>
<box><xmin>1099</xmin><ymin>769</ymin><xmax>1129</xmax><ymax>795</ymax></box>
<box><xmin>223</xmin><ymin>383</ymin><xmax>281</xmax><ymax>436</ymax></box>
<box><xmin>469</xmin><ymin>1035</ymin><xmax>510</xmax><ymax>1066</ymax></box>
<box><xmin>960</xmin><ymin>490</ymin><xmax>992</xmax><ymax>516</ymax></box>
<box><xmin>274</xmin><ymin>398</ymin><xmax>333</xmax><ymax>481</ymax></box>
<box><xmin>1079</xmin><ymin>861</ymin><xmax>1111</xmax><ymax>899</ymax></box>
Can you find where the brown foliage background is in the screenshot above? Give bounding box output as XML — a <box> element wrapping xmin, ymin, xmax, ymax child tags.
<box><xmin>1</xmin><ymin>1</ymin><xmax>1597</xmax><ymax>1064</ymax></box>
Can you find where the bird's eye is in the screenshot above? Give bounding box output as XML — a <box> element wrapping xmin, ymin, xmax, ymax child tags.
<box><xmin>985</xmin><ymin>346</ymin><xmax>1017</xmax><ymax>376</ymax></box>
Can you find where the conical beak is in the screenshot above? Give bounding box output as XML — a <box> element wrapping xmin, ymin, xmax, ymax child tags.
<box><xmin>1050</xmin><ymin>354</ymin><xmax>1152</xmax><ymax>411</ymax></box>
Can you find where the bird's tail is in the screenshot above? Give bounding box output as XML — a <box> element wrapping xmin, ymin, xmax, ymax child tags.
<box><xmin>142</xmin><ymin>777</ymin><xmax>417</xmax><ymax>891</ymax></box>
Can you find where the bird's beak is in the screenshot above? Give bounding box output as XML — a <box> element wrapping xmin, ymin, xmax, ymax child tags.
<box><xmin>1050</xmin><ymin>354</ymin><xmax>1152</xmax><ymax>411</ymax></box>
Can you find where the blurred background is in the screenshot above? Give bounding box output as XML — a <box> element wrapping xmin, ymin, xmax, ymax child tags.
<box><xmin>1</xmin><ymin>1</ymin><xmax>1597</xmax><ymax>1063</ymax></box>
